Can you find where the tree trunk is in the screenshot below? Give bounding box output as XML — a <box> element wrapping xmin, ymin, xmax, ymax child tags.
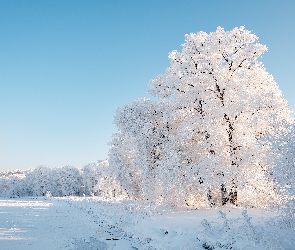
<box><xmin>221</xmin><ymin>184</ymin><xmax>228</xmax><ymax>205</ymax></box>
<box><xmin>229</xmin><ymin>189</ymin><xmax>238</xmax><ymax>206</ymax></box>
<box><xmin>207</xmin><ymin>188</ymin><xmax>216</xmax><ymax>207</ymax></box>
<box><xmin>220</xmin><ymin>184</ymin><xmax>238</xmax><ymax>206</ymax></box>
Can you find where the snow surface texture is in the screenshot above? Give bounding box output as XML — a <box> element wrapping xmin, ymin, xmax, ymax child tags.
<box><xmin>0</xmin><ymin>197</ymin><xmax>294</xmax><ymax>250</ymax></box>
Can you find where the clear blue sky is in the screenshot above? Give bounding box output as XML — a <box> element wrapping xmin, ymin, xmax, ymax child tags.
<box><xmin>0</xmin><ymin>0</ymin><xmax>294</xmax><ymax>171</ymax></box>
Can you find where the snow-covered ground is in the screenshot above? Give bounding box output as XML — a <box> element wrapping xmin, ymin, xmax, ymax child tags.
<box><xmin>0</xmin><ymin>198</ymin><xmax>106</xmax><ymax>250</ymax></box>
<box><xmin>0</xmin><ymin>197</ymin><xmax>294</xmax><ymax>250</ymax></box>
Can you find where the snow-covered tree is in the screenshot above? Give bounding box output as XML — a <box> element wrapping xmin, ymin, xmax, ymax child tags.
<box><xmin>147</xmin><ymin>26</ymin><xmax>293</xmax><ymax>207</ymax></box>
<box><xmin>25</xmin><ymin>166</ymin><xmax>53</xmax><ymax>196</ymax></box>
<box><xmin>109</xmin><ymin>99</ymin><xmax>211</xmax><ymax>207</ymax></box>
<box><xmin>82</xmin><ymin>161</ymin><xmax>107</xmax><ymax>196</ymax></box>
<box><xmin>0</xmin><ymin>169</ymin><xmax>29</xmax><ymax>197</ymax></box>
<box><xmin>109</xmin><ymin>99</ymin><xmax>170</xmax><ymax>202</ymax></box>
<box><xmin>51</xmin><ymin>166</ymin><xmax>82</xmax><ymax>196</ymax></box>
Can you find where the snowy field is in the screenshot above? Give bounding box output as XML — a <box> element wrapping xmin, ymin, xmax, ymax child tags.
<box><xmin>0</xmin><ymin>197</ymin><xmax>294</xmax><ymax>250</ymax></box>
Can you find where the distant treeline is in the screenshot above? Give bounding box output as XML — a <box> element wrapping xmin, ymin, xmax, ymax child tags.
<box><xmin>0</xmin><ymin>160</ymin><xmax>124</xmax><ymax>199</ymax></box>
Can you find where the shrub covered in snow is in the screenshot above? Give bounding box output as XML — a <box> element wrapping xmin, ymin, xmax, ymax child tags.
<box><xmin>197</xmin><ymin>209</ymin><xmax>289</xmax><ymax>250</ymax></box>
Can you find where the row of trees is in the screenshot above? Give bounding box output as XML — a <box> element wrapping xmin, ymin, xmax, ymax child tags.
<box><xmin>0</xmin><ymin>160</ymin><xmax>124</xmax><ymax>199</ymax></box>
<box><xmin>108</xmin><ymin>26</ymin><xmax>295</xmax><ymax>208</ymax></box>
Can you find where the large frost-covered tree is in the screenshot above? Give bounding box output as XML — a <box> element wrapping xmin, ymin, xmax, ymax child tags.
<box><xmin>109</xmin><ymin>26</ymin><xmax>294</xmax><ymax>208</ymax></box>
<box><xmin>148</xmin><ymin>26</ymin><xmax>293</xmax><ymax>206</ymax></box>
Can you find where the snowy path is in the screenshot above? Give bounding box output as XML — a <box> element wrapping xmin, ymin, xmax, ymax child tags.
<box><xmin>0</xmin><ymin>198</ymin><xmax>106</xmax><ymax>250</ymax></box>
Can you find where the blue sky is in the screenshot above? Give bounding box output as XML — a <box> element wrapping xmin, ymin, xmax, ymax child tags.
<box><xmin>0</xmin><ymin>0</ymin><xmax>294</xmax><ymax>171</ymax></box>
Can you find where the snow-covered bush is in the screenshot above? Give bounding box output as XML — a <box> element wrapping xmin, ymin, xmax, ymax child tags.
<box><xmin>109</xmin><ymin>131</ymin><xmax>143</xmax><ymax>200</ymax></box>
<box><xmin>82</xmin><ymin>160</ymin><xmax>126</xmax><ymax>199</ymax></box>
<box><xmin>197</xmin><ymin>209</ymin><xmax>286</xmax><ymax>250</ymax></box>
<box><xmin>81</xmin><ymin>159</ymin><xmax>124</xmax><ymax>199</ymax></box>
